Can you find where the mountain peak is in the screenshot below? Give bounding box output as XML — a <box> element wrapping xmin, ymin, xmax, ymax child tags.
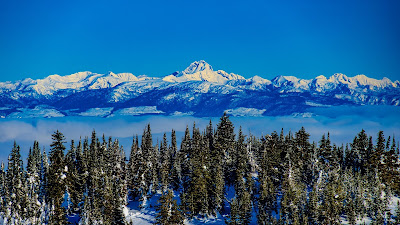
<box><xmin>183</xmin><ymin>60</ymin><xmax>213</xmax><ymax>74</ymax></box>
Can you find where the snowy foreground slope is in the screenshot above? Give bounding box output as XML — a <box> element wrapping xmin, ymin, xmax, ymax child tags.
<box><xmin>121</xmin><ymin>195</ymin><xmax>400</xmax><ymax>225</ymax></box>
<box><xmin>0</xmin><ymin>60</ymin><xmax>399</xmax><ymax>118</ymax></box>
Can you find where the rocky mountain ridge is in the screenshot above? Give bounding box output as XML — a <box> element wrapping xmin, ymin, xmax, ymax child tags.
<box><xmin>0</xmin><ymin>60</ymin><xmax>399</xmax><ymax>118</ymax></box>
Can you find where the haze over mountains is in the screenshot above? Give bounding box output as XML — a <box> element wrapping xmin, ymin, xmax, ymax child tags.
<box><xmin>0</xmin><ymin>60</ymin><xmax>399</xmax><ymax>118</ymax></box>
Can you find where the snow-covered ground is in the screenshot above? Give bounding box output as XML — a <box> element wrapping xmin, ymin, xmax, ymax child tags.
<box><xmin>7</xmin><ymin>106</ymin><xmax>64</xmax><ymax>118</ymax></box>
<box><xmin>123</xmin><ymin>191</ymin><xmax>228</xmax><ymax>225</ymax></box>
<box><xmin>79</xmin><ymin>107</ymin><xmax>113</xmax><ymax>117</ymax></box>
<box><xmin>123</xmin><ymin>194</ymin><xmax>400</xmax><ymax>225</ymax></box>
<box><xmin>225</xmin><ymin>107</ymin><xmax>266</xmax><ymax>117</ymax></box>
<box><xmin>112</xmin><ymin>106</ymin><xmax>164</xmax><ymax>116</ymax></box>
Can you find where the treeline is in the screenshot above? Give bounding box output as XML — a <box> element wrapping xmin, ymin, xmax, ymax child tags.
<box><xmin>0</xmin><ymin>113</ymin><xmax>400</xmax><ymax>224</ymax></box>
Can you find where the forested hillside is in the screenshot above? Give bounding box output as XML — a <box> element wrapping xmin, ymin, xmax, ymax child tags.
<box><xmin>0</xmin><ymin>113</ymin><xmax>399</xmax><ymax>224</ymax></box>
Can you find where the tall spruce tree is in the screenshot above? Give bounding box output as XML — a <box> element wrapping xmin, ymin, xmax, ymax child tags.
<box><xmin>160</xmin><ymin>133</ymin><xmax>170</xmax><ymax>191</ymax></box>
<box><xmin>169</xmin><ymin>129</ymin><xmax>181</xmax><ymax>191</ymax></box>
<box><xmin>128</xmin><ymin>135</ymin><xmax>142</xmax><ymax>200</ymax></box>
<box><xmin>212</xmin><ymin>113</ymin><xmax>235</xmax><ymax>212</ymax></box>
<box><xmin>181</xmin><ymin>124</ymin><xmax>211</xmax><ymax>217</ymax></box>
<box><xmin>6</xmin><ymin>141</ymin><xmax>28</xmax><ymax>223</ymax></box>
<box><xmin>179</xmin><ymin>126</ymin><xmax>192</xmax><ymax>192</ymax></box>
<box><xmin>26</xmin><ymin>141</ymin><xmax>42</xmax><ymax>224</ymax></box>
<box><xmin>0</xmin><ymin>162</ymin><xmax>6</xmax><ymax>214</ymax></box>
<box><xmin>48</xmin><ymin>130</ymin><xmax>68</xmax><ymax>224</ymax></box>
<box><xmin>155</xmin><ymin>190</ymin><xmax>184</xmax><ymax>225</ymax></box>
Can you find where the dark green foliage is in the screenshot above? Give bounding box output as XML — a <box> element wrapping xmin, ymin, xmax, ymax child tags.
<box><xmin>169</xmin><ymin>129</ymin><xmax>180</xmax><ymax>191</ymax></box>
<box><xmin>1</xmin><ymin>115</ymin><xmax>400</xmax><ymax>225</ymax></box>
<box><xmin>0</xmin><ymin>162</ymin><xmax>6</xmax><ymax>214</ymax></box>
<box><xmin>160</xmin><ymin>133</ymin><xmax>170</xmax><ymax>191</ymax></box>
<box><xmin>128</xmin><ymin>135</ymin><xmax>142</xmax><ymax>200</ymax></box>
<box><xmin>181</xmin><ymin>124</ymin><xmax>212</xmax><ymax>217</ymax></box>
<box><xmin>155</xmin><ymin>190</ymin><xmax>184</xmax><ymax>225</ymax></box>
<box><xmin>179</xmin><ymin>126</ymin><xmax>192</xmax><ymax>192</ymax></box>
<box><xmin>6</xmin><ymin>141</ymin><xmax>28</xmax><ymax>223</ymax></box>
<box><xmin>48</xmin><ymin>130</ymin><xmax>68</xmax><ymax>224</ymax></box>
<box><xmin>257</xmin><ymin>132</ymin><xmax>280</xmax><ymax>224</ymax></box>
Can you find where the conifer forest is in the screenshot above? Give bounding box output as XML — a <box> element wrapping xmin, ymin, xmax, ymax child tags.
<box><xmin>1</xmin><ymin>113</ymin><xmax>400</xmax><ymax>225</ymax></box>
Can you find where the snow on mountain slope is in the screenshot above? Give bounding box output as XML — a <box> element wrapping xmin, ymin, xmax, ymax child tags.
<box><xmin>88</xmin><ymin>72</ymin><xmax>139</xmax><ymax>89</ymax></box>
<box><xmin>271</xmin><ymin>75</ymin><xmax>311</xmax><ymax>92</ymax></box>
<box><xmin>310</xmin><ymin>73</ymin><xmax>397</xmax><ymax>92</ymax></box>
<box><xmin>1</xmin><ymin>71</ymin><xmax>141</xmax><ymax>96</ymax></box>
<box><xmin>0</xmin><ymin>61</ymin><xmax>399</xmax><ymax>118</ymax></box>
<box><xmin>163</xmin><ymin>60</ymin><xmax>245</xmax><ymax>84</ymax></box>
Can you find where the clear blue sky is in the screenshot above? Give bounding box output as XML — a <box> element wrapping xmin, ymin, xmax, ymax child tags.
<box><xmin>0</xmin><ymin>0</ymin><xmax>399</xmax><ymax>81</ymax></box>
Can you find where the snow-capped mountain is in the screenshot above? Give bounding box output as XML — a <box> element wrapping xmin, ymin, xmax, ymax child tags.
<box><xmin>163</xmin><ymin>60</ymin><xmax>245</xmax><ymax>84</ymax></box>
<box><xmin>0</xmin><ymin>60</ymin><xmax>399</xmax><ymax>118</ymax></box>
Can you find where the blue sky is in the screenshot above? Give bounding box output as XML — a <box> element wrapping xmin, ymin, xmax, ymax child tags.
<box><xmin>0</xmin><ymin>0</ymin><xmax>399</xmax><ymax>81</ymax></box>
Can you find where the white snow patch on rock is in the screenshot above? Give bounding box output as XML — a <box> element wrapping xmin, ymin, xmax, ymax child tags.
<box><xmin>7</xmin><ymin>107</ymin><xmax>64</xmax><ymax>118</ymax></box>
<box><xmin>79</xmin><ymin>107</ymin><xmax>113</xmax><ymax>117</ymax></box>
<box><xmin>113</xmin><ymin>106</ymin><xmax>164</xmax><ymax>116</ymax></box>
<box><xmin>225</xmin><ymin>107</ymin><xmax>266</xmax><ymax>117</ymax></box>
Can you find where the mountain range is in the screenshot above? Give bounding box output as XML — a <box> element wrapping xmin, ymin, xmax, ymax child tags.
<box><xmin>0</xmin><ymin>60</ymin><xmax>399</xmax><ymax>118</ymax></box>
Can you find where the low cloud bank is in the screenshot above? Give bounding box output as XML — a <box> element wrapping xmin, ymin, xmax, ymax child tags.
<box><xmin>0</xmin><ymin>105</ymin><xmax>399</xmax><ymax>163</ymax></box>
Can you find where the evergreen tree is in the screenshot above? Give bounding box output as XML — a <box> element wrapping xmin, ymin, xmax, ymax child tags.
<box><xmin>38</xmin><ymin>146</ymin><xmax>49</xmax><ymax>224</ymax></box>
<box><xmin>351</xmin><ymin>130</ymin><xmax>370</xmax><ymax>173</ymax></box>
<box><xmin>128</xmin><ymin>135</ymin><xmax>142</xmax><ymax>200</ymax></box>
<box><xmin>371</xmin><ymin>131</ymin><xmax>385</xmax><ymax>173</ymax></box>
<box><xmin>215</xmin><ymin>112</ymin><xmax>236</xmax><ymax>185</ymax></box>
<box><xmin>169</xmin><ymin>129</ymin><xmax>181</xmax><ymax>191</ymax></box>
<box><xmin>155</xmin><ymin>190</ymin><xmax>184</xmax><ymax>225</ymax></box>
<box><xmin>182</xmin><ymin>125</ymin><xmax>211</xmax><ymax>217</ymax></box>
<box><xmin>48</xmin><ymin>130</ymin><xmax>68</xmax><ymax>224</ymax></box>
<box><xmin>6</xmin><ymin>141</ymin><xmax>28</xmax><ymax>223</ymax></box>
<box><xmin>225</xmin><ymin>198</ymin><xmax>240</xmax><ymax>225</ymax></box>
<box><xmin>257</xmin><ymin>132</ymin><xmax>280</xmax><ymax>224</ymax></box>
<box><xmin>294</xmin><ymin>127</ymin><xmax>312</xmax><ymax>185</ymax></box>
<box><xmin>394</xmin><ymin>201</ymin><xmax>400</xmax><ymax>224</ymax></box>
<box><xmin>65</xmin><ymin>139</ymin><xmax>80</xmax><ymax>214</ymax></box>
<box><xmin>140</xmin><ymin>124</ymin><xmax>156</xmax><ymax>205</ymax></box>
<box><xmin>160</xmin><ymin>133</ymin><xmax>170</xmax><ymax>191</ymax></box>
<box><xmin>26</xmin><ymin>141</ymin><xmax>42</xmax><ymax>224</ymax></box>
<box><xmin>179</xmin><ymin>126</ymin><xmax>192</xmax><ymax>192</ymax></box>
<box><xmin>211</xmin><ymin>113</ymin><xmax>235</xmax><ymax>212</ymax></box>
<box><xmin>0</xmin><ymin>162</ymin><xmax>6</xmax><ymax>214</ymax></box>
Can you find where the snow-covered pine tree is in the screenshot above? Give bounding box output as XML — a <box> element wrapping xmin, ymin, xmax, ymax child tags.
<box><xmin>179</xmin><ymin>126</ymin><xmax>192</xmax><ymax>192</ymax></box>
<box><xmin>128</xmin><ymin>135</ymin><xmax>142</xmax><ymax>199</ymax></box>
<box><xmin>225</xmin><ymin>197</ymin><xmax>240</xmax><ymax>225</ymax></box>
<box><xmin>26</xmin><ymin>141</ymin><xmax>42</xmax><ymax>224</ymax></box>
<box><xmin>257</xmin><ymin>132</ymin><xmax>280</xmax><ymax>224</ymax></box>
<box><xmin>169</xmin><ymin>129</ymin><xmax>181</xmax><ymax>191</ymax></box>
<box><xmin>229</xmin><ymin>129</ymin><xmax>253</xmax><ymax>225</ymax></box>
<box><xmin>65</xmin><ymin>140</ymin><xmax>78</xmax><ymax>214</ymax></box>
<box><xmin>294</xmin><ymin>127</ymin><xmax>312</xmax><ymax>186</ymax></box>
<box><xmin>155</xmin><ymin>190</ymin><xmax>184</xmax><ymax>225</ymax></box>
<box><xmin>382</xmin><ymin>135</ymin><xmax>400</xmax><ymax>192</ymax></box>
<box><xmin>351</xmin><ymin>130</ymin><xmax>370</xmax><ymax>174</ymax></box>
<box><xmin>181</xmin><ymin>124</ymin><xmax>211</xmax><ymax>217</ymax></box>
<box><xmin>104</xmin><ymin>138</ymin><xmax>127</xmax><ymax>224</ymax></box>
<box><xmin>48</xmin><ymin>130</ymin><xmax>68</xmax><ymax>224</ymax></box>
<box><xmin>140</xmin><ymin>124</ymin><xmax>156</xmax><ymax>205</ymax></box>
<box><xmin>160</xmin><ymin>132</ymin><xmax>170</xmax><ymax>192</ymax></box>
<box><xmin>371</xmin><ymin>131</ymin><xmax>385</xmax><ymax>173</ymax></box>
<box><xmin>6</xmin><ymin>141</ymin><xmax>28</xmax><ymax>223</ymax></box>
<box><xmin>215</xmin><ymin>112</ymin><xmax>236</xmax><ymax>186</ymax></box>
<box><xmin>211</xmin><ymin>113</ymin><xmax>235</xmax><ymax>213</ymax></box>
<box><xmin>37</xmin><ymin>146</ymin><xmax>50</xmax><ymax>224</ymax></box>
<box><xmin>0</xmin><ymin>162</ymin><xmax>6</xmax><ymax>215</ymax></box>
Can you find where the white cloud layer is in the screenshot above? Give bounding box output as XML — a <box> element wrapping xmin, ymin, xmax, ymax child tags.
<box><xmin>0</xmin><ymin>105</ymin><xmax>399</xmax><ymax>163</ymax></box>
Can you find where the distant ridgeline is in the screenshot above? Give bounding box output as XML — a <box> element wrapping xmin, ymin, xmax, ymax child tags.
<box><xmin>1</xmin><ymin>113</ymin><xmax>400</xmax><ymax>224</ymax></box>
<box><xmin>0</xmin><ymin>60</ymin><xmax>399</xmax><ymax>118</ymax></box>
